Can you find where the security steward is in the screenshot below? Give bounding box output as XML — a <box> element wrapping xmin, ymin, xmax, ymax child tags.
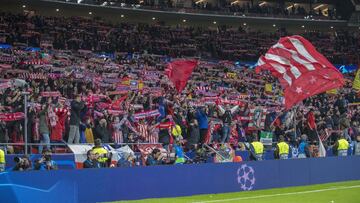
<box><xmin>333</xmin><ymin>134</ymin><xmax>349</xmax><ymax>157</ymax></box>
<box><xmin>92</xmin><ymin>139</ymin><xmax>110</xmax><ymax>167</ymax></box>
<box><xmin>249</xmin><ymin>136</ymin><xmax>264</xmax><ymax>161</ymax></box>
<box><xmin>274</xmin><ymin>135</ymin><xmax>290</xmax><ymax>160</ymax></box>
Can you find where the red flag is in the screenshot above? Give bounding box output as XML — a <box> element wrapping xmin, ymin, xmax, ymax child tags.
<box><xmin>307</xmin><ymin>110</ymin><xmax>316</xmax><ymax>130</ymax></box>
<box><xmin>256</xmin><ymin>35</ymin><xmax>344</xmax><ymax>109</ymax></box>
<box><xmin>166</xmin><ymin>60</ymin><xmax>198</xmax><ymax>93</ymax></box>
<box><xmin>110</xmin><ymin>95</ymin><xmax>127</xmax><ymax>110</ymax></box>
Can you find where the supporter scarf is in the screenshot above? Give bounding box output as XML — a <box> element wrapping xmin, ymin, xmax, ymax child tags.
<box><xmin>48</xmin><ymin>73</ymin><xmax>63</xmax><ymax>79</ymax></box>
<box><xmin>41</xmin><ymin>91</ymin><xmax>61</xmax><ymax>97</ymax></box>
<box><xmin>155</xmin><ymin>122</ymin><xmax>174</xmax><ymax>129</ymax></box>
<box><xmin>0</xmin><ymin>56</ymin><xmax>15</xmax><ymax>62</ymax></box>
<box><xmin>134</xmin><ymin>110</ymin><xmax>160</xmax><ymax>120</ymax></box>
<box><xmin>20</xmin><ymin>59</ymin><xmax>46</xmax><ymax>65</ymax></box>
<box><xmin>107</xmin><ymin>110</ymin><xmax>125</xmax><ymax>116</ymax></box>
<box><xmin>107</xmin><ymin>91</ymin><xmax>128</xmax><ymax>95</ymax></box>
<box><xmin>20</xmin><ymin>73</ymin><xmax>47</xmax><ymax>80</ymax></box>
<box><xmin>218</xmin><ymin>99</ymin><xmax>244</xmax><ymax>106</ymax></box>
<box><xmin>0</xmin><ymin>64</ymin><xmax>12</xmax><ymax>69</ymax></box>
<box><xmin>116</xmin><ymin>85</ymin><xmax>131</xmax><ymax>91</ymax></box>
<box><xmin>0</xmin><ymin>112</ymin><xmax>25</xmax><ymax>121</ymax></box>
<box><xmin>0</xmin><ymin>82</ymin><xmax>12</xmax><ymax>91</ymax></box>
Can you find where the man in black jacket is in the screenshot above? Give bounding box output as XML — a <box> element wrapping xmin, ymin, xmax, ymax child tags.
<box><xmin>68</xmin><ymin>94</ymin><xmax>85</xmax><ymax>143</ymax></box>
<box><xmin>83</xmin><ymin>150</ymin><xmax>100</xmax><ymax>168</ymax></box>
<box><xmin>95</xmin><ymin>119</ymin><xmax>111</xmax><ymax>143</ymax></box>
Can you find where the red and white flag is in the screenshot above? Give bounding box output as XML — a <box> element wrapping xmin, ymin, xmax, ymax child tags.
<box><xmin>256</xmin><ymin>35</ymin><xmax>344</xmax><ymax>109</ymax></box>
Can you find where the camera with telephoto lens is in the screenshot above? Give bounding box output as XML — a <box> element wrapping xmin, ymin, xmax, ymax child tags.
<box><xmin>44</xmin><ymin>154</ymin><xmax>52</xmax><ymax>161</ymax></box>
<box><xmin>14</xmin><ymin>157</ymin><xmax>23</xmax><ymax>163</ymax></box>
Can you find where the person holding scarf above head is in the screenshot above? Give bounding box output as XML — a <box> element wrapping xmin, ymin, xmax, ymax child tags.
<box><xmin>217</xmin><ymin>102</ymin><xmax>239</xmax><ymax>143</ymax></box>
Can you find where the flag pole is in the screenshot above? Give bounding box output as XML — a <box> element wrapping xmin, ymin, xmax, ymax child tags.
<box><xmin>293</xmin><ymin>106</ymin><xmax>297</xmax><ymax>140</ymax></box>
<box><xmin>22</xmin><ymin>91</ymin><xmax>30</xmax><ymax>155</ymax></box>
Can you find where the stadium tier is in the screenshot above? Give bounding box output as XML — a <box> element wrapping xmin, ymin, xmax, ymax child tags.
<box><xmin>0</xmin><ymin>0</ymin><xmax>359</xmax><ymax>202</ymax></box>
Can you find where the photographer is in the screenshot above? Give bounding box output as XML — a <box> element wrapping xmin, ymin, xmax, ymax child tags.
<box><xmin>146</xmin><ymin>148</ymin><xmax>166</xmax><ymax>166</ymax></box>
<box><xmin>13</xmin><ymin>155</ymin><xmax>32</xmax><ymax>171</ymax></box>
<box><xmin>34</xmin><ymin>149</ymin><xmax>58</xmax><ymax>170</ymax></box>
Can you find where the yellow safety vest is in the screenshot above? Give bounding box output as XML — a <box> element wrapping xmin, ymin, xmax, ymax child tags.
<box><xmin>0</xmin><ymin>149</ymin><xmax>4</xmax><ymax>164</ymax></box>
<box><xmin>92</xmin><ymin>147</ymin><xmax>108</xmax><ymax>163</ymax></box>
<box><xmin>251</xmin><ymin>141</ymin><xmax>264</xmax><ymax>155</ymax></box>
<box><xmin>172</xmin><ymin>125</ymin><xmax>182</xmax><ymax>137</ymax></box>
<box><xmin>338</xmin><ymin>139</ymin><xmax>349</xmax><ymax>151</ymax></box>
<box><xmin>277</xmin><ymin>142</ymin><xmax>289</xmax><ymax>155</ymax></box>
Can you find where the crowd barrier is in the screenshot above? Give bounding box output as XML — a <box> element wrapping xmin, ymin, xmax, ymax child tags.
<box><xmin>1</xmin><ymin>156</ymin><xmax>360</xmax><ymax>203</ymax></box>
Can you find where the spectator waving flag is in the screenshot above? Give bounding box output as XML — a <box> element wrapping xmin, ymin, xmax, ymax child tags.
<box><xmin>165</xmin><ymin>59</ymin><xmax>198</xmax><ymax>93</ymax></box>
<box><xmin>256</xmin><ymin>35</ymin><xmax>344</xmax><ymax>109</ymax></box>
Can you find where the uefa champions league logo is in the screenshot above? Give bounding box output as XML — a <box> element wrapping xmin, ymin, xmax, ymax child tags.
<box><xmin>237</xmin><ymin>164</ymin><xmax>256</xmax><ymax>191</ymax></box>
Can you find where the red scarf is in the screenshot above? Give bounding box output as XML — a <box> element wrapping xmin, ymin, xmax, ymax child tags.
<box><xmin>0</xmin><ymin>112</ymin><xmax>25</xmax><ymax>121</ymax></box>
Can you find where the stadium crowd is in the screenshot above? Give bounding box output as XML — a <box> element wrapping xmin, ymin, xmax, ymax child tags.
<box><xmin>0</xmin><ymin>12</ymin><xmax>359</xmax><ymax>170</ymax></box>
<box><xmin>82</xmin><ymin>0</ymin><xmax>337</xmax><ymax>19</ymax></box>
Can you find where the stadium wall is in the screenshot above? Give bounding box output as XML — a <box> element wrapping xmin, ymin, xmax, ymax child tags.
<box><xmin>1</xmin><ymin>156</ymin><xmax>360</xmax><ymax>203</ymax></box>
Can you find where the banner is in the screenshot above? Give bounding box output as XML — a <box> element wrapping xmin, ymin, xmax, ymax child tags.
<box><xmin>260</xmin><ymin>131</ymin><xmax>273</xmax><ymax>146</ymax></box>
<box><xmin>68</xmin><ymin>144</ymin><xmax>121</xmax><ymax>168</ymax></box>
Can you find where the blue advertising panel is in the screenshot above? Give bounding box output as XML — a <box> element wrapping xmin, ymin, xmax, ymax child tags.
<box><xmin>1</xmin><ymin>156</ymin><xmax>360</xmax><ymax>203</ymax></box>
